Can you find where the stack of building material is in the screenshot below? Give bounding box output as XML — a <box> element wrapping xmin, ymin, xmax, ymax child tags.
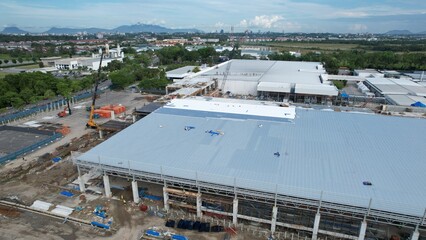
<box><xmin>100</xmin><ymin>104</ymin><xmax>126</xmax><ymax>114</ymax></box>
<box><xmin>51</xmin><ymin>205</ymin><xmax>74</xmax><ymax>217</ymax></box>
<box><xmin>93</xmin><ymin>109</ymin><xmax>112</xmax><ymax>118</ymax></box>
<box><xmin>56</xmin><ymin>126</ymin><xmax>70</xmax><ymax>135</ymax></box>
<box><xmin>30</xmin><ymin>200</ymin><xmax>53</xmax><ymax>211</ymax></box>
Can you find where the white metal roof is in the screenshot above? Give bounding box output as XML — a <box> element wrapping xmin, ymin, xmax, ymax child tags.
<box><xmin>166</xmin><ymin>66</ymin><xmax>196</xmax><ymax>79</ymax></box>
<box><xmin>385</xmin><ymin>94</ymin><xmax>426</xmax><ymax>106</ymax></box>
<box><xmin>78</xmin><ymin>98</ymin><xmax>426</xmax><ymax>217</ymax></box>
<box><xmin>257</xmin><ymin>82</ymin><xmax>292</xmax><ymax>93</ymax></box>
<box><xmin>295</xmin><ymin>84</ymin><xmax>338</xmax><ymax>96</ymax></box>
<box><xmin>366</xmin><ymin>77</ymin><xmax>426</xmax><ymax>96</ymax></box>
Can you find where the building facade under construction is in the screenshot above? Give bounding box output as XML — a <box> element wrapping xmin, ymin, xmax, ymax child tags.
<box><xmin>73</xmin><ymin>97</ymin><xmax>426</xmax><ymax>240</ymax></box>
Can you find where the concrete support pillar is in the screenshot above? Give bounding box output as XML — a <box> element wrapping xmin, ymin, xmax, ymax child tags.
<box><xmin>163</xmin><ymin>187</ymin><xmax>169</xmax><ymax>212</ymax></box>
<box><xmin>232</xmin><ymin>198</ymin><xmax>238</xmax><ymax>225</ymax></box>
<box><xmin>312</xmin><ymin>213</ymin><xmax>321</xmax><ymax>240</ymax></box>
<box><xmin>411</xmin><ymin>229</ymin><xmax>420</xmax><ymax>240</ymax></box>
<box><xmin>103</xmin><ymin>174</ymin><xmax>112</xmax><ymax>198</ymax></box>
<box><xmin>132</xmin><ymin>180</ymin><xmax>140</xmax><ymax>204</ymax></box>
<box><xmin>78</xmin><ymin>176</ymin><xmax>86</xmax><ymax>192</ymax></box>
<box><xmin>99</xmin><ymin>130</ymin><xmax>103</xmax><ymax>139</ymax></box>
<box><xmin>271</xmin><ymin>206</ymin><xmax>278</xmax><ymax>233</ymax></box>
<box><xmin>196</xmin><ymin>193</ymin><xmax>202</xmax><ymax>218</ymax></box>
<box><xmin>358</xmin><ymin>221</ymin><xmax>367</xmax><ymax>240</ymax></box>
<box><xmin>111</xmin><ymin>111</ymin><xmax>115</xmax><ymax>120</ymax></box>
<box><xmin>132</xmin><ymin>115</ymin><xmax>136</xmax><ymax>123</ymax></box>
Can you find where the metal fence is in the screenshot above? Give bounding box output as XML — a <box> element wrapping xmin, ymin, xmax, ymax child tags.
<box><xmin>0</xmin><ymin>132</ymin><xmax>62</xmax><ymax>164</ymax></box>
<box><xmin>0</xmin><ymin>90</ymin><xmax>103</xmax><ymax>124</ymax></box>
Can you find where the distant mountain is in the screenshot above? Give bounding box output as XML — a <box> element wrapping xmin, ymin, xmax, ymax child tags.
<box><xmin>418</xmin><ymin>31</ymin><xmax>426</xmax><ymax>35</ymax></box>
<box><xmin>112</xmin><ymin>24</ymin><xmax>201</xmax><ymax>33</ymax></box>
<box><xmin>43</xmin><ymin>24</ymin><xmax>202</xmax><ymax>35</ymax></box>
<box><xmin>45</xmin><ymin>27</ymin><xmax>109</xmax><ymax>34</ymax></box>
<box><xmin>1</xmin><ymin>27</ymin><xmax>28</xmax><ymax>34</ymax></box>
<box><xmin>384</xmin><ymin>30</ymin><xmax>413</xmax><ymax>35</ymax></box>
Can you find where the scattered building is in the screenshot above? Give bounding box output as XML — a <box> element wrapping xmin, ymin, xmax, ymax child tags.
<box><xmin>51</xmin><ymin>43</ymin><xmax>124</xmax><ymax>71</ymax></box>
<box><xmin>166</xmin><ymin>66</ymin><xmax>197</xmax><ymax>80</ymax></box>
<box><xmin>354</xmin><ymin>69</ymin><xmax>384</xmax><ymax>78</ymax></box>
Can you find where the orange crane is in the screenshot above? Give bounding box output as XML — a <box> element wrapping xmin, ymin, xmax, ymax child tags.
<box><xmin>86</xmin><ymin>52</ymin><xmax>104</xmax><ymax>128</ymax></box>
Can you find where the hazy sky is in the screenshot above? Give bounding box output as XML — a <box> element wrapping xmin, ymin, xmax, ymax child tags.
<box><xmin>1</xmin><ymin>0</ymin><xmax>425</xmax><ymax>33</ymax></box>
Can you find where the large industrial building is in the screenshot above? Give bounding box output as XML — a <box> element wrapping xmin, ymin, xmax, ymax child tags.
<box><xmin>165</xmin><ymin>60</ymin><xmax>338</xmax><ymax>104</ymax></box>
<box><xmin>74</xmin><ymin>97</ymin><xmax>426</xmax><ymax>240</ymax></box>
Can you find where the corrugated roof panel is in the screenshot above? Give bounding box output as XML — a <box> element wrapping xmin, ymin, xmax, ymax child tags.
<box><xmin>78</xmin><ymin>102</ymin><xmax>426</xmax><ymax>217</ymax></box>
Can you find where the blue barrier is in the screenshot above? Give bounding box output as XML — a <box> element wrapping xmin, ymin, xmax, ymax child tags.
<box><xmin>0</xmin><ymin>90</ymin><xmax>103</xmax><ymax>124</ymax></box>
<box><xmin>0</xmin><ymin>133</ymin><xmax>62</xmax><ymax>164</ymax></box>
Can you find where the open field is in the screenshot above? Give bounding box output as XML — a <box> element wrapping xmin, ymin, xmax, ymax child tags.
<box><xmin>15</xmin><ymin>64</ymin><xmax>40</xmax><ymax>69</ymax></box>
<box><xmin>0</xmin><ymin>53</ymin><xmax>11</xmax><ymax>59</ymax></box>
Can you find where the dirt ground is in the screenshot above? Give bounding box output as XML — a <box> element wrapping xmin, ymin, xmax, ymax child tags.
<box><xmin>0</xmin><ymin>90</ymin><xmax>270</xmax><ymax>240</ymax></box>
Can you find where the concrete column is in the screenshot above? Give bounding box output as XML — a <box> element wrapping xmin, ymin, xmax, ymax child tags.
<box><xmin>312</xmin><ymin>213</ymin><xmax>321</xmax><ymax>240</ymax></box>
<box><xmin>111</xmin><ymin>111</ymin><xmax>115</xmax><ymax>120</ymax></box>
<box><xmin>103</xmin><ymin>174</ymin><xmax>112</xmax><ymax>198</ymax></box>
<box><xmin>358</xmin><ymin>221</ymin><xmax>367</xmax><ymax>240</ymax></box>
<box><xmin>271</xmin><ymin>206</ymin><xmax>278</xmax><ymax>233</ymax></box>
<box><xmin>132</xmin><ymin>115</ymin><xmax>136</xmax><ymax>123</ymax></box>
<box><xmin>78</xmin><ymin>176</ymin><xmax>86</xmax><ymax>192</ymax></box>
<box><xmin>163</xmin><ymin>187</ymin><xmax>169</xmax><ymax>212</ymax></box>
<box><xmin>411</xmin><ymin>229</ymin><xmax>420</xmax><ymax>240</ymax></box>
<box><xmin>196</xmin><ymin>193</ymin><xmax>202</xmax><ymax>218</ymax></box>
<box><xmin>132</xmin><ymin>180</ymin><xmax>140</xmax><ymax>204</ymax></box>
<box><xmin>99</xmin><ymin>130</ymin><xmax>103</xmax><ymax>139</ymax></box>
<box><xmin>232</xmin><ymin>198</ymin><xmax>238</xmax><ymax>225</ymax></box>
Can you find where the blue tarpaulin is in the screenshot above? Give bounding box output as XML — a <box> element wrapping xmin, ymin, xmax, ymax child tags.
<box><xmin>171</xmin><ymin>234</ymin><xmax>189</xmax><ymax>240</ymax></box>
<box><xmin>60</xmin><ymin>191</ymin><xmax>74</xmax><ymax>197</ymax></box>
<box><xmin>91</xmin><ymin>221</ymin><xmax>110</xmax><ymax>229</ymax></box>
<box><xmin>145</xmin><ymin>229</ymin><xmax>161</xmax><ymax>237</ymax></box>
<box><xmin>410</xmin><ymin>101</ymin><xmax>426</xmax><ymax>108</ymax></box>
<box><xmin>341</xmin><ymin>91</ymin><xmax>349</xmax><ymax>98</ymax></box>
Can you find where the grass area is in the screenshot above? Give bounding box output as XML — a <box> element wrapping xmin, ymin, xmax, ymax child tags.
<box><xmin>332</xmin><ymin>80</ymin><xmax>347</xmax><ymax>90</ymax></box>
<box><xmin>0</xmin><ymin>62</ymin><xmax>39</xmax><ymax>69</ymax></box>
<box><xmin>15</xmin><ymin>64</ymin><xmax>40</xmax><ymax>69</ymax></box>
<box><xmin>0</xmin><ymin>53</ymin><xmax>11</xmax><ymax>59</ymax></box>
<box><xmin>245</xmin><ymin>42</ymin><xmax>359</xmax><ymax>53</ymax></box>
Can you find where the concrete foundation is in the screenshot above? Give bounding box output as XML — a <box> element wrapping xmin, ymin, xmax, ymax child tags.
<box><xmin>358</xmin><ymin>221</ymin><xmax>367</xmax><ymax>240</ymax></box>
<box><xmin>312</xmin><ymin>213</ymin><xmax>321</xmax><ymax>240</ymax></box>
<box><xmin>103</xmin><ymin>174</ymin><xmax>112</xmax><ymax>198</ymax></box>
<box><xmin>271</xmin><ymin>206</ymin><xmax>278</xmax><ymax>233</ymax></box>
<box><xmin>132</xmin><ymin>180</ymin><xmax>139</xmax><ymax>204</ymax></box>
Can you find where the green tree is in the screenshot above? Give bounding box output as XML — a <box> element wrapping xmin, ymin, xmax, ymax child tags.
<box><xmin>12</xmin><ymin>59</ymin><xmax>17</xmax><ymax>64</ymax></box>
<box><xmin>20</xmin><ymin>88</ymin><xmax>34</xmax><ymax>104</ymax></box>
<box><xmin>18</xmin><ymin>57</ymin><xmax>23</xmax><ymax>63</ymax></box>
<box><xmin>110</xmin><ymin>69</ymin><xmax>135</xmax><ymax>89</ymax></box>
<box><xmin>44</xmin><ymin>89</ymin><xmax>56</xmax><ymax>99</ymax></box>
<box><xmin>0</xmin><ymin>60</ymin><xmax>2</xmax><ymax>65</ymax></box>
<box><xmin>192</xmin><ymin>66</ymin><xmax>200</xmax><ymax>73</ymax></box>
<box><xmin>4</xmin><ymin>59</ymin><xmax>9</xmax><ymax>64</ymax></box>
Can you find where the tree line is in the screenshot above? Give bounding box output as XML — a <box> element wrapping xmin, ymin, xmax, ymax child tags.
<box><xmin>268</xmin><ymin>50</ymin><xmax>426</xmax><ymax>74</ymax></box>
<box><xmin>0</xmin><ymin>72</ymin><xmax>94</xmax><ymax>109</ymax></box>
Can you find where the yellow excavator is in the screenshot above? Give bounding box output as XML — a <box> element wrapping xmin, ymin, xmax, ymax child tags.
<box><xmin>86</xmin><ymin>52</ymin><xmax>104</xmax><ymax>128</ymax></box>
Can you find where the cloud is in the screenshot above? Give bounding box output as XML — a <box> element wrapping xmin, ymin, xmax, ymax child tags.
<box><xmin>349</xmin><ymin>24</ymin><xmax>368</xmax><ymax>32</ymax></box>
<box><xmin>239</xmin><ymin>15</ymin><xmax>284</xmax><ymax>29</ymax></box>
<box><xmin>237</xmin><ymin>15</ymin><xmax>301</xmax><ymax>31</ymax></box>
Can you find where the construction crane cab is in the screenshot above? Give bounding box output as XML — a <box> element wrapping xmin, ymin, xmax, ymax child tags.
<box><xmin>86</xmin><ymin>52</ymin><xmax>104</xmax><ymax>129</ymax></box>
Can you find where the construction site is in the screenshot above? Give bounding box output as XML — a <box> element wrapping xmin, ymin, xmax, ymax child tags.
<box><xmin>0</xmin><ymin>59</ymin><xmax>425</xmax><ymax>240</ymax></box>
